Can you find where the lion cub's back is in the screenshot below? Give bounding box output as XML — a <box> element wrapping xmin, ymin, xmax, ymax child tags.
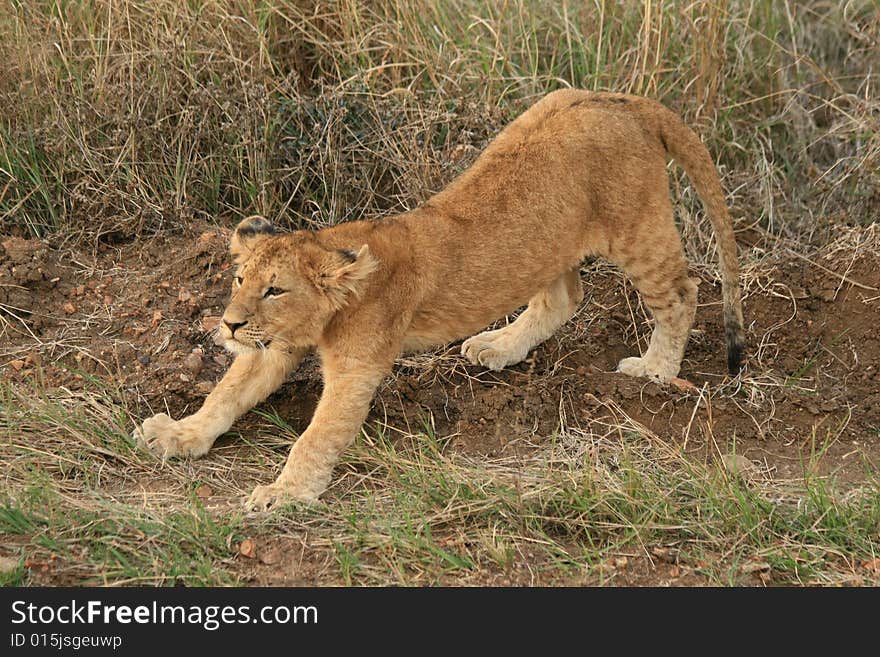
<box><xmin>432</xmin><ymin>89</ymin><xmax>668</xmax><ymax>237</ymax></box>
<box><xmin>499</xmin><ymin>88</ymin><xmax>656</xmax><ymax>137</ymax></box>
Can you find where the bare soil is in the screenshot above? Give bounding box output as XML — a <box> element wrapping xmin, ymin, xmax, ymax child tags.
<box><xmin>2</xmin><ymin>223</ymin><xmax>879</xmax><ymax>586</ymax></box>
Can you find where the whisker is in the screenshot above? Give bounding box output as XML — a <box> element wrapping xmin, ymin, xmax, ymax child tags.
<box><xmin>262</xmin><ymin>332</ymin><xmax>296</xmax><ymax>350</ymax></box>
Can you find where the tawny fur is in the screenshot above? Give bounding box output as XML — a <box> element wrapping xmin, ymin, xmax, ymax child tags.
<box><xmin>134</xmin><ymin>90</ymin><xmax>745</xmax><ymax>510</ymax></box>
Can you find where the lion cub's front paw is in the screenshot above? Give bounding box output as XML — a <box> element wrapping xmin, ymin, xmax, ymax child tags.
<box><xmin>244</xmin><ymin>481</ymin><xmax>319</xmax><ymax>512</ymax></box>
<box><xmin>134</xmin><ymin>413</ymin><xmax>212</xmax><ymax>460</ymax></box>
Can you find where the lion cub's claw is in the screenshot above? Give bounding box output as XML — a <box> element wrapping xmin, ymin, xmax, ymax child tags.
<box><xmin>616</xmin><ymin>356</ymin><xmax>649</xmax><ymax>378</ymax></box>
<box><xmin>134</xmin><ymin>413</ymin><xmax>211</xmax><ymax>460</ymax></box>
<box><xmin>461</xmin><ymin>332</ymin><xmax>527</xmax><ymax>371</ymax></box>
<box><xmin>616</xmin><ymin>356</ymin><xmax>679</xmax><ymax>384</ymax></box>
<box><xmin>244</xmin><ymin>482</ymin><xmax>318</xmax><ymax>512</ymax></box>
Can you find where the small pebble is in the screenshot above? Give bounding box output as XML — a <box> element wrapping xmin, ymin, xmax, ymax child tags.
<box><xmin>0</xmin><ymin>555</ymin><xmax>20</xmax><ymax>574</ymax></box>
<box><xmin>184</xmin><ymin>353</ymin><xmax>203</xmax><ymax>375</ymax></box>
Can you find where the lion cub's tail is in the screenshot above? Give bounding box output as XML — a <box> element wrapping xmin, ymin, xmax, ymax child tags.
<box><xmin>655</xmin><ymin>107</ymin><xmax>745</xmax><ymax>375</ymax></box>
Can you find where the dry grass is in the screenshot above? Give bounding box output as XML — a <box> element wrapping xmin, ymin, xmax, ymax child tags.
<box><xmin>1</xmin><ymin>1</ymin><xmax>879</xmax><ymax>586</ymax></box>
<box><xmin>1</xmin><ymin>1</ymin><xmax>877</xmax><ymax>243</ymax></box>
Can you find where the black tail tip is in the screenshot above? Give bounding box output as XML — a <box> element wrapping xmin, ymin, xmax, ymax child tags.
<box><xmin>727</xmin><ymin>340</ymin><xmax>745</xmax><ymax>376</ymax></box>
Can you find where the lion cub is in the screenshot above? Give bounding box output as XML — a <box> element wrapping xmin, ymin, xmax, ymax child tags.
<box><xmin>135</xmin><ymin>90</ymin><xmax>744</xmax><ymax>510</ymax></box>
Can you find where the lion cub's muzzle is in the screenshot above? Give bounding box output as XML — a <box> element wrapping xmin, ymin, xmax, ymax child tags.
<box><xmin>216</xmin><ymin>315</ymin><xmax>272</xmax><ymax>350</ymax></box>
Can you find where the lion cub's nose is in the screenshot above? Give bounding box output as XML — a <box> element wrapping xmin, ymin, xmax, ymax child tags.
<box><xmin>224</xmin><ymin>319</ymin><xmax>248</xmax><ymax>335</ymax></box>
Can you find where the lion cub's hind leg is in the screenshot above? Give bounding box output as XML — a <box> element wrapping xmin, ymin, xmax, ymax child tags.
<box><xmin>614</xmin><ymin>226</ymin><xmax>697</xmax><ymax>383</ymax></box>
<box><xmin>462</xmin><ymin>268</ymin><xmax>583</xmax><ymax>371</ymax></box>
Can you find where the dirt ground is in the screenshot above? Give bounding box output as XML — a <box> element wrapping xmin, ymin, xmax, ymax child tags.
<box><xmin>1</xmin><ymin>222</ymin><xmax>879</xmax><ymax>585</ymax></box>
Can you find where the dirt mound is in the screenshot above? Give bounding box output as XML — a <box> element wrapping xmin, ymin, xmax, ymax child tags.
<box><xmin>366</xmin><ymin>243</ymin><xmax>880</xmax><ymax>484</ymax></box>
<box><xmin>3</xmin><ymin>225</ymin><xmax>878</xmax><ymax>491</ymax></box>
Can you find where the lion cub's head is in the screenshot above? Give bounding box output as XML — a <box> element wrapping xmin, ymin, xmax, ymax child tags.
<box><xmin>215</xmin><ymin>216</ymin><xmax>378</xmax><ymax>354</ymax></box>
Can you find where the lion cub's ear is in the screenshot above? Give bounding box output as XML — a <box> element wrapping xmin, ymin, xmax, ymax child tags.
<box><xmin>317</xmin><ymin>244</ymin><xmax>379</xmax><ymax>309</ymax></box>
<box><xmin>229</xmin><ymin>215</ymin><xmax>277</xmax><ymax>263</ymax></box>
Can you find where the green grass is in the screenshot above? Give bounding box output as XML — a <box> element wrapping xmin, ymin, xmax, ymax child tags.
<box><xmin>1</xmin><ymin>371</ymin><xmax>878</xmax><ymax>586</ymax></box>
<box><xmin>0</xmin><ymin>377</ymin><xmax>244</xmax><ymax>585</ymax></box>
<box><xmin>1</xmin><ymin>493</ymin><xmax>243</xmax><ymax>586</ymax></box>
<box><xmin>246</xmin><ymin>413</ymin><xmax>880</xmax><ymax>585</ymax></box>
<box><xmin>0</xmin><ymin>128</ymin><xmax>65</xmax><ymax>237</ymax></box>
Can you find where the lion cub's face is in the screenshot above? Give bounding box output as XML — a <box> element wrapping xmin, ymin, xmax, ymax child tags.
<box><xmin>216</xmin><ymin>216</ymin><xmax>377</xmax><ymax>354</ymax></box>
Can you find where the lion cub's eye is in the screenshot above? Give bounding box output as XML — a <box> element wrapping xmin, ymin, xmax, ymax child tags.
<box><xmin>264</xmin><ymin>287</ymin><xmax>286</xmax><ymax>298</ymax></box>
<box><xmin>234</xmin><ymin>275</ymin><xmax>243</xmax><ymax>286</ymax></box>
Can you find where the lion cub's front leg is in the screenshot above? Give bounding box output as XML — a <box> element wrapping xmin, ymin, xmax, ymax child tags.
<box><xmin>245</xmin><ymin>355</ymin><xmax>389</xmax><ymax>511</ymax></box>
<box><xmin>135</xmin><ymin>348</ymin><xmax>305</xmax><ymax>460</ymax></box>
